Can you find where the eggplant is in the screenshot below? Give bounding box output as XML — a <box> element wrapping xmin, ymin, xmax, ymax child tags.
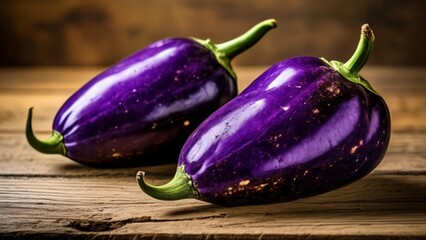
<box><xmin>26</xmin><ymin>19</ymin><xmax>277</xmax><ymax>167</ymax></box>
<box><xmin>137</xmin><ymin>24</ymin><xmax>391</xmax><ymax>205</ymax></box>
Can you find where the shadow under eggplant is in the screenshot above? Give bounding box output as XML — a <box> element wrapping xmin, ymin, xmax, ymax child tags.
<box><xmin>165</xmin><ymin>173</ymin><xmax>426</xmax><ymax>219</ymax></box>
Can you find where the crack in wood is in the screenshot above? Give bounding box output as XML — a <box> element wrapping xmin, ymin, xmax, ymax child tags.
<box><xmin>63</xmin><ymin>213</ymin><xmax>227</xmax><ymax>232</ymax></box>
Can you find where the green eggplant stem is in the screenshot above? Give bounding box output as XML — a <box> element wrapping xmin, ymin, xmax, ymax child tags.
<box><xmin>321</xmin><ymin>23</ymin><xmax>377</xmax><ymax>94</ymax></box>
<box><xmin>193</xmin><ymin>19</ymin><xmax>277</xmax><ymax>80</ymax></box>
<box><xmin>343</xmin><ymin>24</ymin><xmax>375</xmax><ymax>76</ymax></box>
<box><xmin>215</xmin><ymin>19</ymin><xmax>277</xmax><ymax>60</ymax></box>
<box><xmin>136</xmin><ymin>165</ymin><xmax>198</xmax><ymax>200</ymax></box>
<box><xmin>26</xmin><ymin>107</ymin><xmax>66</xmax><ymax>155</ymax></box>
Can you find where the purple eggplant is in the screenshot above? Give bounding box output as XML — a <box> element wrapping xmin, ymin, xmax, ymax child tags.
<box><xmin>137</xmin><ymin>24</ymin><xmax>391</xmax><ymax>205</ymax></box>
<box><xmin>26</xmin><ymin>20</ymin><xmax>277</xmax><ymax>167</ymax></box>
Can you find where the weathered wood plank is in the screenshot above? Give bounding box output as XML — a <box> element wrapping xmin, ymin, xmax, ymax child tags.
<box><xmin>0</xmin><ymin>67</ymin><xmax>99</xmax><ymax>92</ymax></box>
<box><xmin>3</xmin><ymin>90</ymin><xmax>419</xmax><ymax>126</ymax></box>
<box><xmin>1</xmin><ymin>67</ymin><xmax>425</xmax><ymax>91</ymax></box>
<box><xmin>1</xmin><ymin>175</ymin><xmax>425</xmax><ymax>237</ymax></box>
<box><xmin>3</xmin><ymin>91</ymin><xmax>423</xmax><ymax>132</ymax></box>
<box><xmin>0</xmin><ymin>130</ymin><xmax>424</xmax><ymax>176</ymax></box>
<box><xmin>1</xmin><ymin>67</ymin><xmax>426</xmax><ymax>133</ymax></box>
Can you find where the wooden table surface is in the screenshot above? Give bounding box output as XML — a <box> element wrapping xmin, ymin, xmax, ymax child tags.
<box><xmin>0</xmin><ymin>66</ymin><xmax>425</xmax><ymax>239</ymax></box>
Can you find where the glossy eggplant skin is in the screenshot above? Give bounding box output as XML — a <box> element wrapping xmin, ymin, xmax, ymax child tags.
<box><xmin>178</xmin><ymin>56</ymin><xmax>390</xmax><ymax>205</ymax></box>
<box><xmin>27</xmin><ymin>19</ymin><xmax>277</xmax><ymax>167</ymax></box>
<box><xmin>54</xmin><ymin>38</ymin><xmax>236</xmax><ymax>166</ymax></box>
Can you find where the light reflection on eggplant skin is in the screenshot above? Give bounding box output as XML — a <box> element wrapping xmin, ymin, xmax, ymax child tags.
<box><xmin>58</xmin><ymin>47</ymin><xmax>178</xmax><ymax>132</ymax></box>
<box><xmin>366</xmin><ymin>109</ymin><xmax>380</xmax><ymax>142</ymax></box>
<box><xmin>262</xmin><ymin>97</ymin><xmax>360</xmax><ymax>172</ymax></box>
<box><xmin>266</xmin><ymin>67</ymin><xmax>297</xmax><ymax>91</ymax></box>
<box><xmin>186</xmin><ymin>98</ymin><xmax>266</xmax><ymax>170</ymax></box>
<box><xmin>144</xmin><ymin>81</ymin><xmax>219</xmax><ymax>122</ymax></box>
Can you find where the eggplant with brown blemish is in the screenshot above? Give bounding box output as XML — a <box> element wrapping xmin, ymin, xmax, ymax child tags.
<box><xmin>137</xmin><ymin>24</ymin><xmax>391</xmax><ymax>205</ymax></box>
<box><xmin>25</xmin><ymin>19</ymin><xmax>276</xmax><ymax>167</ymax></box>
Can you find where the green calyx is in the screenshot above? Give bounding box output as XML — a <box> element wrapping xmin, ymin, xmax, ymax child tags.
<box><xmin>193</xmin><ymin>19</ymin><xmax>277</xmax><ymax>80</ymax></box>
<box><xmin>136</xmin><ymin>165</ymin><xmax>198</xmax><ymax>201</ymax></box>
<box><xmin>26</xmin><ymin>107</ymin><xmax>66</xmax><ymax>155</ymax></box>
<box><xmin>321</xmin><ymin>24</ymin><xmax>378</xmax><ymax>95</ymax></box>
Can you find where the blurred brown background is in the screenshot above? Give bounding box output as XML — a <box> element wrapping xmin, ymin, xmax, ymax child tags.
<box><xmin>0</xmin><ymin>0</ymin><xmax>425</xmax><ymax>66</ymax></box>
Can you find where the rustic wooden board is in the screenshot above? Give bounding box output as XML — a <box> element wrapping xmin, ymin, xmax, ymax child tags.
<box><xmin>1</xmin><ymin>175</ymin><xmax>425</xmax><ymax>237</ymax></box>
<box><xmin>0</xmin><ymin>67</ymin><xmax>425</xmax><ymax>239</ymax></box>
<box><xmin>1</xmin><ymin>67</ymin><xmax>426</xmax><ymax>132</ymax></box>
<box><xmin>2</xmin><ymin>67</ymin><xmax>426</xmax><ymax>91</ymax></box>
<box><xmin>0</xmin><ymin>131</ymin><xmax>425</xmax><ymax>176</ymax></box>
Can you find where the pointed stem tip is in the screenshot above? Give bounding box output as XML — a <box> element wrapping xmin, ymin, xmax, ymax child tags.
<box><xmin>25</xmin><ymin>107</ymin><xmax>66</xmax><ymax>155</ymax></box>
<box><xmin>343</xmin><ymin>23</ymin><xmax>375</xmax><ymax>76</ymax></box>
<box><xmin>136</xmin><ymin>165</ymin><xmax>198</xmax><ymax>201</ymax></box>
<box><xmin>361</xmin><ymin>24</ymin><xmax>375</xmax><ymax>41</ymax></box>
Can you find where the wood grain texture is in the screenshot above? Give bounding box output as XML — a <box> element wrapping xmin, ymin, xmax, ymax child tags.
<box><xmin>0</xmin><ymin>131</ymin><xmax>424</xmax><ymax>176</ymax></box>
<box><xmin>1</xmin><ymin>175</ymin><xmax>425</xmax><ymax>237</ymax></box>
<box><xmin>0</xmin><ymin>67</ymin><xmax>425</xmax><ymax>239</ymax></box>
<box><xmin>1</xmin><ymin>67</ymin><xmax>426</xmax><ymax>132</ymax></box>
